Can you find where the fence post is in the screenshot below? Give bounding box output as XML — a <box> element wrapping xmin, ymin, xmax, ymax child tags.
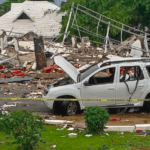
<box><xmin>104</xmin><ymin>22</ymin><xmax>110</xmax><ymax>54</ymax></box>
<box><xmin>121</xmin><ymin>25</ymin><xmax>124</xmax><ymax>43</ymax></box>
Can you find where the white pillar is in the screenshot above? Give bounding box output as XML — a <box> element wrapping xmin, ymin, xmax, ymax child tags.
<box><xmin>104</xmin><ymin>22</ymin><xmax>110</xmax><ymax>54</ymax></box>
<box><xmin>62</xmin><ymin>3</ymin><xmax>74</xmax><ymax>45</ymax></box>
<box><xmin>14</xmin><ymin>38</ymin><xmax>19</xmax><ymax>51</ymax></box>
<box><xmin>1</xmin><ymin>37</ymin><xmax>4</xmax><ymax>50</ymax></box>
<box><xmin>144</xmin><ymin>33</ymin><xmax>149</xmax><ymax>57</ymax></box>
<box><xmin>4</xmin><ymin>35</ymin><xmax>8</xmax><ymax>48</ymax></box>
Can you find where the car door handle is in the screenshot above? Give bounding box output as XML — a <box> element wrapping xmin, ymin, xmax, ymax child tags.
<box><xmin>108</xmin><ymin>88</ymin><xmax>114</xmax><ymax>90</ymax></box>
<box><xmin>138</xmin><ymin>84</ymin><xmax>144</xmax><ymax>87</ymax></box>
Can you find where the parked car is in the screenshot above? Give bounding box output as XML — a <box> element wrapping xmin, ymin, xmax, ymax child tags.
<box><xmin>43</xmin><ymin>56</ymin><xmax>150</xmax><ymax>115</ymax></box>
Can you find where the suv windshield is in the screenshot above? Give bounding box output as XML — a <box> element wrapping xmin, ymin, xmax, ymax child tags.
<box><xmin>80</xmin><ymin>65</ymin><xmax>99</xmax><ymax>81</ymax></box>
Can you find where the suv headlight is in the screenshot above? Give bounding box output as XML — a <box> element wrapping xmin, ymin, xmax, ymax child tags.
<box><xmin>43</xmin><ymin>88</ymin><xmax>48</xmax><ymax>96</ymax></box>
<box><xmin>43</xmin><ymin>84</ymin><xmax>51</xmax><ymax>96</ymax></box>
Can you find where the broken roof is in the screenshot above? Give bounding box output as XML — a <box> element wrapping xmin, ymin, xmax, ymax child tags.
<box><xmin>12</xmin><ymin>10</ymin><xmax>35</xmax><ymax>22</ymax></box>
<box><xmin>0</xmin><ymin>1</ymin><xmax>64</xmax><ymax>37</ymax></box>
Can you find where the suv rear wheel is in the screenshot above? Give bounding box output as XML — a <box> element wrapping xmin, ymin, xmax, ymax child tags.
<box><xmin>61</xmin><ymin>101</ymin><xmax>78</xmax><ymax>116</ymax></box>
<box><xmin>144</xmin><ymin>94</ymin><xmax>150</xmax><ymax>112</ymax></box>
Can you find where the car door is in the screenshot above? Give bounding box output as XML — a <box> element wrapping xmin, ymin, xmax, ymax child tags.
<box><xmin>115</xmin><ymin>64</ymin><xmax>148</xmax><ymax>106</ymax></box>
<box><xmin>80</xmin><ymin>65</ymin><xmax>117</xmax><ymax>107</ymax></box>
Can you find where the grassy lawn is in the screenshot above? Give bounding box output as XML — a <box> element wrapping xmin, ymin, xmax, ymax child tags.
<box><xmin>0</xmin><ymin>125</ymin><xmax>150</xmax><ymax>150</ymax></box>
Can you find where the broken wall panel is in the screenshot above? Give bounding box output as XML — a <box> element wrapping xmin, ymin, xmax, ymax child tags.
<box><xmin>34</xmin><ymin>37</ymin><xmax>46</xmax><ymax>70</ymax></box>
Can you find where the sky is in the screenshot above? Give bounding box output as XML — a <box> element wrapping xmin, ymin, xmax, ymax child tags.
<box><xmin>0</xmin><ymin>0</ymin><xmax>6</xmax><ymax>4</ymax></box>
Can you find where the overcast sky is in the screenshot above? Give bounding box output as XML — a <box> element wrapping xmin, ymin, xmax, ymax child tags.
<box><xmin>0</xmin><ymin>0</ymin><xmax>6</xmax><ymax>4</ymax></box>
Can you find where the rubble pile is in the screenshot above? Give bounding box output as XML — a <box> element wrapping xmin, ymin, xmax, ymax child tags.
<box><xmin>0</xmin><ymin>30</ymin><xmax>144</xmax><ymax>98</ymax></box>
<box><xmin>18</xmin><ymin>31</ymin><xmax>39</xmax><ymax>41</ymax></box>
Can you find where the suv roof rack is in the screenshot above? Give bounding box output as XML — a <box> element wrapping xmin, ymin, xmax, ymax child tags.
<box><xmin>100</xmin><ymin>57</ymin><xmax>150</xmax><ymax>67</ymax></box>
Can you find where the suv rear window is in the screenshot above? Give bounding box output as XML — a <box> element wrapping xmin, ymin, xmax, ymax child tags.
<box><xmin>120</xmin><ymin>66</ymin><xmax>144</xmax><ymax>82</ymax></box>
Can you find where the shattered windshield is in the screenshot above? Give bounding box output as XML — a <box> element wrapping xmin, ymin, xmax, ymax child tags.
<box><xmin>80</xmin><ymin>65</ymin><xmax>99</xmax><ymax>81</ymax></box>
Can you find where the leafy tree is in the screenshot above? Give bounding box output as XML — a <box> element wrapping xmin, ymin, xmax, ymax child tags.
<box><xmin>59</xmin><ymin>0</ymin><xmax>150</xmax><ymax>45</ymax></box>
<box><xmin>0</xmin><ymin>110</ymin><xmax>44</xmax><ymax>150</ymax></box>
<box><xmin>0</xmin><ymin>0</ymin><xmax>26</xmax><ymax>16</ymax></box>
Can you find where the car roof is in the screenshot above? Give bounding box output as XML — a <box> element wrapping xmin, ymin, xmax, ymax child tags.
<box><xmin>98</xmin><ymin>57</ymin><xmax>150</xmax><ymax>67</ymax></box>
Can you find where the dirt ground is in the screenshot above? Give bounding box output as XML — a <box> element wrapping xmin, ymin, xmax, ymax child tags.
<box><xmin>54</xmin><ymin>113</ymin><xmax>150</xmax><ymax>126</ymax></box>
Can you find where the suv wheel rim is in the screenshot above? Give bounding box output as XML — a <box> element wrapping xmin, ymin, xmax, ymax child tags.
<box><xmin>67</xmin><ymin>102</ymin><xmax>77</xmax><ymax>116</ymax></box>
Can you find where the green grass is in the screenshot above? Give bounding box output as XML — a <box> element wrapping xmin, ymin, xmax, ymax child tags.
<box><xmin>0</xmin><ymin>125</ymin><xmax>150</xmax><ymax>150</ymax></box>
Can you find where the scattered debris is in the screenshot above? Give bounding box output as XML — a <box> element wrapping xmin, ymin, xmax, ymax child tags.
<box><xmin>45</xmin><ymin>119</ymin><xmax>74</xmax><ymax>125</ymax></box>
<box><xmin>131</xmin><ymin>40</ymin><xmax>143</xmax><ymax>57</ymax></box>
<box><xmin>40</xmin><ymin>140</ymin><xmax>47</xmax><ymax>143</ymax></box>
<box><xmin>136</xmin><ymin>130</ymin><xmax>143</xmax><ymax>133</ymax></box>
<box><xmin>105</xmin><ymin>133</ymin><xmax>109</xmax><ymax>136</ymax></box>
<box><xmin>128</xmin><ymin>108</ymin><xmax>140</xmax><ymax>113</ymax></box>
<box><xmin>0</xmin><ymin>77</ymin><xmax>34</xmax><ymax>84</ymax></box>
<box><xmin>68</xmin><ymin>133</ymin><xmax>77</xmax><ymax>137</ymax></box>
<box><xmin>85</xmin><ymin>134</ymin><xmax>92</xmax><ymax>137</ymax></box>
<box><xmin>51</xmin><ymin>145</ymin><xmax>56</xmax><ymax>148</ymax></box>
<box><xmin>67</xmin><ymin>127</ymin><xmax>74</xmax><ymax>131</ymax></box>
<box><xmin>136</xmin><ymin>131</ymin><xmax>150</xmax><ymax>137</ymax></box>
<box><xmin>110</xmin><ymin>118</ymin><xmax>121</xmax><ymax>121</ymax></box>
<box><xmin>57</xmin><ymin>124</ymin><xmax>67</xmax><ymax>130</ymax></box>
<box><xmin>99</xmin><ymin>145</ymin><xmax>108</xmax><ymax>150</ymax></box>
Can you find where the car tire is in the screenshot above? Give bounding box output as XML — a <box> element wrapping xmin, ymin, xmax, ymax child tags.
<box><xmin>61</xmin><ymin>101</ymin><xmax>78</xmax><ymax>116</ymax></box>
<box><xmin>143</xmin><ymin>101</ymin><xmax>150</xmax><ymax>112</ymax></box>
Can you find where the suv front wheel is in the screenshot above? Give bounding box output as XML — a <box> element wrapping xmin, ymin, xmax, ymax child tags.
<box><xmin>61</xmin><ymin>101</ymin><xmax>78</xmax><ymax>116</ymax></box>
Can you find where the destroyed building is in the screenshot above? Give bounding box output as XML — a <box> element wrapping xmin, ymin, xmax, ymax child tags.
<box><xmin>0</xmin><ymin>1</ymin><xmax>64</xmax><ymax>38</ymax></box>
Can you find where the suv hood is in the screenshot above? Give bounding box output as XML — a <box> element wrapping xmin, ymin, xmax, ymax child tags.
<box><xmin>54</xmin><ymin>56</ymin><xmax>80</xmax><ymax>83</ymax></box>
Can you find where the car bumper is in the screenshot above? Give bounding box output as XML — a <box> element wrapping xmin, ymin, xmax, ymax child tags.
<box><xmin>44</xmin><ymin>100</ymin><xmax>54</xmax><ymax>110</ymax></box>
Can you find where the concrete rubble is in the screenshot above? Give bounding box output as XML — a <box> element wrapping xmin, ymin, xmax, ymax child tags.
<box><xmin>0</xmin><ymin>29</ymin><xmax>144</xmax><ymax>98</ymax></box>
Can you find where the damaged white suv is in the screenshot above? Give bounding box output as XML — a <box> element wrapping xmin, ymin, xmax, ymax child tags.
<box><xmin>43</xmin><ymin>56</ymin><xmax>150</xmax><ymax>115</ymax></box>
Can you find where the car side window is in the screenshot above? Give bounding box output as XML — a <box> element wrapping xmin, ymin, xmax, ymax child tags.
<box><xmin>120</xmin><ymin>66</ymin><xmax>144</xmax><ymax>82</ymax></box>
<box><xmin>89</xmin><ymin>67</ymin><xmax>115</xmax><ymax>85</ymax></box>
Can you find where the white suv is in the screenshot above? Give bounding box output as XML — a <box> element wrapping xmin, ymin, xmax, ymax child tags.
<box><xmin>43</xmin><ymin>56</ymin><xmax>150</xmax><ymax>115</ymax></box>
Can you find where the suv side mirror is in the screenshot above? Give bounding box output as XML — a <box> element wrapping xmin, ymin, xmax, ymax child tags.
<box><xmin>83</xmin><ymin>81</ymin><xmax>89</xmax><ymax>86</ymax></box>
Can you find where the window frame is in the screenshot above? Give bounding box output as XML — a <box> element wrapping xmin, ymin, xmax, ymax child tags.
<box><xmin>88</xmin><ymin>67</ymin><xmax>116</xmax><ymax>86</ymax></box>
<box><xmin>119</xmin><ymin>65</ymin><xmax>144</xmax><ymax>83</ymax></box>
<box><xmin>146</xmin><ymin>65</ymin><xmax>150</xmax><ymax>77</ymax></box>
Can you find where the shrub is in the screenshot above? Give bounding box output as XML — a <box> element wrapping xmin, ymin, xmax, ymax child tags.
<box><xmin>0</xmin><ymin>110</ymin><xmax>44</xmax><ymax>150</ymax></box>
<box><xmin>84</xmin><ymin>106</ymin><xmax>110</xmax><ymax>134</ymax></box>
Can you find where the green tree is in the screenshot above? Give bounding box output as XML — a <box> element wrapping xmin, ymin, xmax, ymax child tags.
<box><xmin>59</xmin><ymin>0</ymin><xmax>150</xmax><ymax>44</ymax></box>
<box><xmin>0</xmin><ymin>110</ymin><xmax>44</xmax><ymax>150</ymax></box>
